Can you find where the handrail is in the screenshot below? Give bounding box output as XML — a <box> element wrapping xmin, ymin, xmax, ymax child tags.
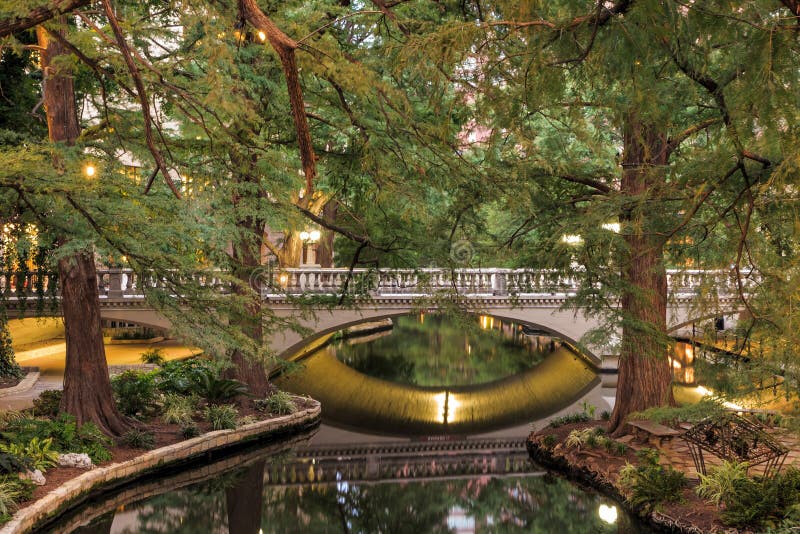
<box><xmin>0</xmin><ymin>267</ymin><xmax>756</xmax><ymax>300</ymax></box>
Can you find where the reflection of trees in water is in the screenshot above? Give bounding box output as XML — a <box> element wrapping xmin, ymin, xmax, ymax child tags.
<box><xmin>333</xmin><ymin>315</ymin><xmax>555</xmax><ymax>386</ymax></box>
<box><xmin>80</xmin><ymin>461</ymin><xmax>639</xmax><ymax>533</ymax></box>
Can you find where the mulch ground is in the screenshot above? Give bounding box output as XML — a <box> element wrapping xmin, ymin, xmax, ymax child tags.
<box><xmin>21</xmin><ymin>394</ymin><xmax>315</xmax><ymax>505</ymax></box>
<box><xmin>528</xmin><ymin>421</ymin><xmax>731</xmax><ymax>533</ymax></box>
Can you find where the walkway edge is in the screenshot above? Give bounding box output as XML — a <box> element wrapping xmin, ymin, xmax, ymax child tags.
<box><xmin>1</xmin><ymin>400</ymin><xmax>321</xmax><ymax>534</ymax></box>
<box><xmin>0</xmin><ymin>369</ymin><xmax>39</xmax><ymax>399</ymax></box>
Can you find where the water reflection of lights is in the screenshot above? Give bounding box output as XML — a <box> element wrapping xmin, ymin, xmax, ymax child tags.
<box><xmin>433</xmin><ymin>391</ymin><xmax>461</xmax><ymax>424</ymax></box>
<box><xmin>479</xmin><ymin>315</ymin><xmax>494</xmax><ymax>330</ymax></box>
<box><xmin>598</xmin><ymin>504</ymin><xmax>618</xmax><ymax>524</ymax></box>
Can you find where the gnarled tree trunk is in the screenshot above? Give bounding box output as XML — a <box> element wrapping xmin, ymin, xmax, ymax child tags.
<box><xmin>38</xmin><ymin>24</ymin><xmax>130</xmax><ymax>435</ymax></box>
<box><xmin>609</xmin><ymin>113</ymin><xmax>674</xmax><ymax>435</ymax></box>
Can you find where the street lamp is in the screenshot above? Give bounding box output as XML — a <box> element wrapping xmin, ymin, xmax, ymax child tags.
<box><xmin>299</xmin><ymin>229</ymin><xmax>321</xmax><ymax>267</ymax></box>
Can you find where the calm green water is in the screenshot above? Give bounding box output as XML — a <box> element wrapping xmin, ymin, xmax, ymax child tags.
<box><xmin>58</xmin><ymin>432</ymin><xmax>640</xmax><ymax>533</ymax></box>
<box><xmin>330</xmin><ymin>314</ymin><xmax>556</xmax><ymax>386</ymax></box>
<box><xmin>47</xmin><ymin>315</ymin><xmax>639</xmax><ymax>533</ymax></box>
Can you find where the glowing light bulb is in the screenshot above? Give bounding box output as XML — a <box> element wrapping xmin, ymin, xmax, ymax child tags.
<box><xmin>258</xmin><ymin>30</ymin><xmax>266</xmax><ymax>42</ymax></box>
<box><xmin>84</xmin><ymin>164</ymin><xmax>96</xmax><ymax>177</ymax></box>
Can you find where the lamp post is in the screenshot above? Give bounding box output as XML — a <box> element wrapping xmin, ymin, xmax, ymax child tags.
<box><xmin>299</xmin><ymin>229</ymin><xmax>321</xmax><ymax>267</ymax></box>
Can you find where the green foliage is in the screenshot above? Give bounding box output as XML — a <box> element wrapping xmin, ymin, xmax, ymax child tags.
<box><xmin>618</xmin><ymin>449</ymin><xmax>687</xmax><ymax>512</ymax></box>
<box><xmin>204</xmin><ymin>405</ymin><xmax>238</xmax><ymax>430</ymax></box>
<box><xmin>140</xmin><ymin>348</ymin><xmax>166</xmax><ymax>366</ymax></box>
<box><xmin>0</xmin><ymin>452</ymin><xmax>29</xmax><ymax>475</ymax></box>
<box><xmin>630</xmin><ymin>399</ymin><xmax>728</xmax><ymax>427</ymax></box>
<box><xmin>719</xmin><ymin>468</ymin><xmax>800</xmax><ymax>529</ymax></box>
<box><xmin>0</xmin><ymin>478</ymin><xmax>24</xmax><ymax>520</ymax></box>
<box><xmin>254</xmin><ymin>391</ymin><xmax>296</xmax><ymax>415</ymax></box>
<box><xmin>563</xmin><ymin>427</ymin><xmax>626</xmax><ymax>455</ymax></box>
<box><xmin>111</xmin><ymin>370</ymin><xmax>159</xmax><ymax>418</ymax></box>
<box><xmin>32</xmin><ymin>389</ymin><xmax>62</xmax><ymax>418</ymax></box>
<box><xmin>161</xmin><ymin>394</ymin><xmax>197</xmax><ymax>425</ymax></box>
<box><xmin>541</xmin><ymin>434</ymin><xmax>557</xmax><ymax>448</ymax></box>
<box><xmin>580</xmin><ymin>402</ymin><xmax>596</xmax><ymax>419</ymax></box>
<box><xmin>113</xmin><ymin>328</ymin><xmax>155</xmax><ymax>341</ymax></box>
<box><xmin>192</xmin><ymin>372</ymin><xmax>248</xmax><ymax>404</ymax></box>
<box><xmin>0</xmin><ymin>316</ymin><xmax>21</xmax><ymax>380</ymax></box>
<box><xmin>181</xmin><ymin>423</ymin><xmax>201</xmax><ymax>439</ymax></box>
<box><xmin>153</xmin><ymin>358</ymin><xmax>221</xmax><ymax>395</ymax></box>
<box><xmin>696</xmin><ymin>460</ymin><xmax>750</xmax><ymax>506</ymax></box>
<box><xmin>0</xmin><ymin>437</ymin><xmax>59</xmax><ymax>472</ymax></box>
<box><xmin>549</xmin><ymin>412</ymin><xmax>590</xmax><ymax>428</ymax></box>
<box><xmin>120</xmin><ymin>429</ymin><xmax>156</xmax><ymax>450</ymax></box>
<box><xmin>1</xmin><ymin>414</ymin><xmax>112</xmax><ymax>464</ymax></box>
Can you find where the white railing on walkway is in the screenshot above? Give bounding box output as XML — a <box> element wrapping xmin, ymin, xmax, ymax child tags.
<box><xmin>0</xmin><ymin>267</ymin><xmax>754</xmax><ymax>301</ymax></box>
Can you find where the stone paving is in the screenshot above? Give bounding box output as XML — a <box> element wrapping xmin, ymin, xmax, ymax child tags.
<box><xmin>626</xmin><ymin>425</ymin><xmax>800</xmax><ymax>480</ymax></box>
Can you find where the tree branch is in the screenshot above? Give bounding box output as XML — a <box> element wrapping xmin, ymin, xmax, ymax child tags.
<box><xmin>0</xmin><ymin>0</ymin><xmax>89</xmax><ymax>38</ymax></box>
<box><xmin>238</xmin><ymin>0</ymin><xmax>317</xmax><ymax>199</ymax></box>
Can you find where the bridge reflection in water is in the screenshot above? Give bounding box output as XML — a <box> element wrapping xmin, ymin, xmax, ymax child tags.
<box><xmin>268</xmin><ymin>439</ymin><xmax>535</xmax><ymax>485</ymax></box>
<box><xmin>276</xmin><ymin>342</ymin><xmax>600</xmax><ymax>436</ymax></box>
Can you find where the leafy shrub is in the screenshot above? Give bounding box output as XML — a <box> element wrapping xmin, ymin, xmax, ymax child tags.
<box><xmin>541</xmin><ymin>434</ymin><xmax>557</xmax><ymax>448</ymax></box>
<box><xmin>254</xmin><ymin>391</ymin><xmax>296</xmax><ymax>415</ymax></box>
<box><xmin>204</xmin><ymin>405</ymin><xmax>238</xmax><ymax>430</ymax></box>
<box><xmin>720</xmin><ymin>468</ymin><xmax>800</xmax><ymax>529</ymax></box>
<box><xmin>140</xmin><ymin>348</ymin><xmax>166</xmax><ymax>366</ymax></box>
<box><xmin>696</xmin><ymin>460</ymin><xmax>750</xmax><ymax>505</ymax></box>
<box><xmin>111</xmin><ymin>370</ymin><xmax>159</xmax><ymax>418</ymax></box>
<box><xmin>549</xmin><ymin>412</ymin><xmax>590</xmax><ymax>428</ymax></box>
<box><xmin>161</xmin><ymin>394</ymin><xmax>197</xmax><ymax>425</ymax></box>
<box><xmin>32</xmin><ymin>390</ymin><xmax>62</xmax><ymax>418</ymax></box>
<box><xmin>600</xmin><ymin>410</ymin><xmax>611</xmax><ymax>421</ymax></box>
<box><xmin>112</xmin><ymin>328</ymin><xmax>155</xmax><ymax>340</ymax></box>
<box><xmin>120</xmin><ymin>429</ymin><xmax>156</xmax><ymax>450</ymax></box>
<box><xmin>153</xmin><ymin>358</ymin><xmax>221</xmax><ymax>395</ymax></box>
<box><xmin>192</xmin><ymin>371</ymin><xmax>248</xmax><ymax>403</ymax></box>
<box><xmin>181</xmin><ymin>423</ymin><xmax>201</xmax><ymax>439</ymax></box>
<box><xmin>0</xmin><ymin>452</ymin><xmax>30</xmax><ymax>475</ymax></box>
<box><xmin>1</xmin><ymin>414</ymin><xmax>112</xmax><ymax>464</ymax></box>
<box><xmin>0</xmin><ymin>437</ymin><xmax>60</xmax><ymax>472</ymax></box>
<box><xmin>618</xmin><ymin>449</ymin><xmax>687</xmax><ymax>512</ymax></box>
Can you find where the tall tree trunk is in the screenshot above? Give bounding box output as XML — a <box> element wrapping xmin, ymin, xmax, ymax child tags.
<box><xmin>226</xmin><ymin>152</ymin><xmax>270</xmax><ymax>398</ymax></box>
<box><xmin>38</xmin><ymin>24</ymin><xmax>130</xmax><ymax>435</ymax></box>
<box><xmin>315</xmin><ymin>199</ymin><xmax>338</xmax><ymax>268</ymax></box>
<box><xmin>225</xmin><ymin>460</ymin><xmax>266</xmax><ymax>534</ymax></box>
<box><xmin>609</xmin><ymin>113</ymin><xmax>674</xmax><ymax>435</ymax></box>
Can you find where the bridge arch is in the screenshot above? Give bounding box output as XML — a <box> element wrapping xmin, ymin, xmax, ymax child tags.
<box><xmin>268</xmin><ymin>303</ymin><xmax>606</xmax><ymax>364</ymax></box>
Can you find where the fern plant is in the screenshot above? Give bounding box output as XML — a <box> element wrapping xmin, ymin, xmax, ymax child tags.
<box><xmin>696</xmin><ymin>460</ymin><xmax>750</xmax><ymax>505</ymax></box>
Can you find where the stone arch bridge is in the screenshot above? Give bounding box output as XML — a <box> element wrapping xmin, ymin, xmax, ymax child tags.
<box><xmin>2</xmin><ymin>268</ymin><xmax>746</xmax><ymax>369</ymax></box>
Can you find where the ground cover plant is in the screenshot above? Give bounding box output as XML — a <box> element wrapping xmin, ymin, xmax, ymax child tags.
<box><xmin>617</xmin><ymin>449</ymin><xmax>687</xmax><ymax>512</ymax></box>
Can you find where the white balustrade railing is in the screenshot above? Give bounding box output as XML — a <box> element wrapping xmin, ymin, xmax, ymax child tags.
<box><xmin>0</xmin><ymin>267</ymin><xmax>755</xmax><ymax>301</ymax></box>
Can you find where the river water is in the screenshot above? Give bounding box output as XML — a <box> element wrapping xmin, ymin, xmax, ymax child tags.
<box><xmin>48</xmin><ymin>314</ymin><xmax>644</xmax><ymax>533</ymax></box>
